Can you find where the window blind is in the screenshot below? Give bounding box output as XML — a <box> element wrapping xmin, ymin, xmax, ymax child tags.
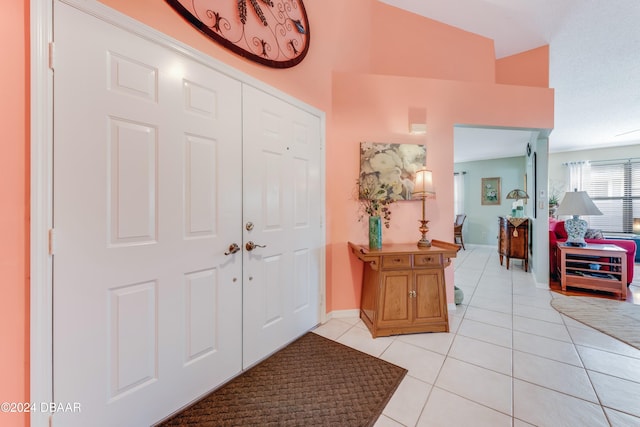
<box><xmin>586</xmin><ymin>160</ymin><xmax>640</xmax><ymax>233</ymax></box>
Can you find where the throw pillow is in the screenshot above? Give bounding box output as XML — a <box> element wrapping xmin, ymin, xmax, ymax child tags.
<box><xmin>555</xmin><ymin>221</ymin><xmax>568</xmax><ymax>239</ymax></box>
<box><xmin>584</xmin><ymin>228</ymin><xmax>604</xmax><ymax>239</ymax></box>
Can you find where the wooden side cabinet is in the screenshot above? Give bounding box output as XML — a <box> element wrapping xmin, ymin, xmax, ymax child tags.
<box><xmin>557</xmin><ymin>243</ymin><xmax>627</xmax><ymax>299</ymax></box>
<box><xmin>348</xmin><ymin>241</ymin><xmax>459</xmax><ymax>338</ymax></box>
<box><xmin>498</xmin><ymin>216</ymin><xmax>529</xmax><ymax>271</ymax></box>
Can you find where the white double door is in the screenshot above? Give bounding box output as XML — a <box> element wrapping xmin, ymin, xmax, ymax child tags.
<box><xmin>52</xmin><ymin>3</ymin><xmax>322</xmax><ymax>426</ymax></box>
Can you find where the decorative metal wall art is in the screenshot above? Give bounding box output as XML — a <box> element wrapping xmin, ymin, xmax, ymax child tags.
<box><xmin>166</xmin><ymin>0</ymin><xmax>310</xmax><ymax>68</ymax></box>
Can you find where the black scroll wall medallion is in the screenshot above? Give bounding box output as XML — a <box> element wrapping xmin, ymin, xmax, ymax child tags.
<box><xmin>166</xmin><ymin>0</ymin><xmax>310</xmax><ymax>68</ymax></box>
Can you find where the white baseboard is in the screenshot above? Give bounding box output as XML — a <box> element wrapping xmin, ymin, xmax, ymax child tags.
<box><xmin>324</xmin><ymin>309</ymin><xmax>360</xmax><ymax>321</ymax></box>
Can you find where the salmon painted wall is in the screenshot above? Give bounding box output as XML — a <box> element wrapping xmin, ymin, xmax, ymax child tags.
<box><xmin>496</xmin><ymin>45</ymin><xmax>550</xmax><ymax>88</ymax></box>
<box><xmin>0</xmin><ymin>1</ymin><xmax>29</xmax><ymax>427</ymax></box>
<box><xmin>329</xmin><ymin>74</ymin><xmax>553</xmax><ymax>310</ymax></box>
<box><xmin>370</xmin><ymin>3</ymin><xmax>497</xmax><ymax>82</ymax></box>
<box><xmin>96</xmin><ymin>0</ymin><xmax>552</xmax><ymax>313</ymax></box>
<box><xmin>98</xmin><ymin>0</ymin><xmax>377</xmax><ymax>113</ymax></box>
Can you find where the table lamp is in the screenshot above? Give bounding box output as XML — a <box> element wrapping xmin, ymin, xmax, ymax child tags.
<box><xmin>556</xmin><ymin>189</ymin><xmax>602</xmax><ymax>247</ymax></box>
<box><xmin>506</xmin><ymin>189</ymin><xmax>529</xmax><ymax>218</ymax></box>
<box><xmin>412</xmin><ymin>169</ymin><xmax>436</xmax><ymax>247</ymax></box>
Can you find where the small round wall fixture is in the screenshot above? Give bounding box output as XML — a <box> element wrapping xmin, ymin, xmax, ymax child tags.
<box><xmin>166</xmin><ymin>0</ymin><xmax>310</xmax><ymax>68</ymax></box>
<box><xmin>526</xmin><ymin>143</ymin><xmax>532</xmax><ymax>157</ymax></box>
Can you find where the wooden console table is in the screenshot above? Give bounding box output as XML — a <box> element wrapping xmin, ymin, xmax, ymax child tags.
<box><xmin>557</xmin><ymin>243</ymin><xmax>627</xmax><ymax>299</ymax></box>
<box><xmin>348</xmin><ymin>240</ymin><xmax>459</xmax><ymax>338</ymax></box>
<box><xmin>498</xmin><ymin>216</ymin><xmax>529</xmax><ymax>271</ymax></box>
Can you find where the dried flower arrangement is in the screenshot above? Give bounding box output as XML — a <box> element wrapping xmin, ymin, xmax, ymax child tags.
<box><xmin>356</xmin><ymin>172</ymin><xmax>397</xmax><ymax>228</ymax></box>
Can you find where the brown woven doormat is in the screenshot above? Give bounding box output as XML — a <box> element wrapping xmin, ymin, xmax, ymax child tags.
<box><xmin>156</xmin><ymin>332</ymin><xmax>407</xmax><ymax>427</ymax></box>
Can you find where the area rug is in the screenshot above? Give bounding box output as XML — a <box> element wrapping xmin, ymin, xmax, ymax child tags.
<box><xmin>156</xmin><ymin>332</ymin><xmax>407</xmax><ymax>427</ymax></box>
<box><xmin>551</xmin><ymin>295</ymin><xmax>640</xmax><ymax>351</ymax></box>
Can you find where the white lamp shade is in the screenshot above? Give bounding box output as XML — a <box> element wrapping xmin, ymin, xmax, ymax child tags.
<box><xmin>414</xmin><ymin>169</ymin><xmax>435</xmax><ymax>197</ymax></box>
<box><xmin>557</xmin><ymin>190</ymin><xmax>601</xmax><ymax>247</ymax></box>
<box><xmin>556</xmin><ymin>190</ymin><xmax>602</xmax><ymax>216</ymax></box>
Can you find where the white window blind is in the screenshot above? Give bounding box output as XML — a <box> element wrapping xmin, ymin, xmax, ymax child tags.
<box><xmin>587</xmin><ymin>160</ymin><xmax>640</xmax><ymax>233</ymax></box>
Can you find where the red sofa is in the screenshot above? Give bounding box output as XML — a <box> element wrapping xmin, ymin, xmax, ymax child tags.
<box><xmin>549</xmin><ymin>219</ymin><xmax>636</xmax><ymax>284</ymax></box>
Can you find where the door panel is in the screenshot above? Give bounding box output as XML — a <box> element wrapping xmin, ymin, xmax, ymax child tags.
<box><xmin>242</xmin><ymin>86</ymin><xmax>322</xmax><ymax>367</ymax></box>
<box><xmin>415</xmin><ymin>271</ymin><xmax>445</xmax><ymax>321</ymax></box>
<box><xmin>53</xmin><ymin>3</ymin><xmax>323</xmax><ymax>425</ymax></box>
<box><xmin>53</xmin><ymin>3</ymin><xmax>242</xmax><ymax>426</ymax></box>
<box><xmin>379</xmin><ymin>272</ymin><xmax>411</xmax><ymax>325</ymax></box>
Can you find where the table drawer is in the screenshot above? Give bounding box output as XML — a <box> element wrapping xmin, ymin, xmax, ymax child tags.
<box><xmin>381</xmin><ymin>255</ymin><xmax>411</xmax><ymax>269</ymax></box>
<box><xmin>414</xmin><ymin>254</ymin><xmax>442</xmax><ymax>267</ymax></box>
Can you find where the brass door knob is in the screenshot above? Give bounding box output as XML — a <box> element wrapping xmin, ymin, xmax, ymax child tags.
<box><xmin>224</xmin><ymin>243</ymin><xmax>241</xmax><ymax>255</ymax></box>
<box><xmin>245</xmin><ymin>241</ymin><xmax>267</xmax><ymax>251</ymax></box>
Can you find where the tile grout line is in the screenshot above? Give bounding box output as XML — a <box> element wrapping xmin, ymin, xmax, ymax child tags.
<box><xmin>553</xmin><ymin>298</ymin><xmax>612</xmax><ymax>424</ymax></box>
<box><xmin>510</xmin><ymin>260</ymin><xmax>516</xmax><ymax>425</ymax></box>
<box><xmin>322</xmin><ymin>247</ymin><xmax>640</xmax><ymax>426</ymax></box>
<box><xmin>412</xmin><ymin>246</ymin><xmax>516</xmax><ymax>425</ymax></box>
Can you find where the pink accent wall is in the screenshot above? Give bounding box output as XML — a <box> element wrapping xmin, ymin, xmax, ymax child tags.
<box><xmin>97</xmin><ymin>0</ymin><xmax>375</xmax><ymax>113</ymax></box>
<box><xmin>3</xmin><ymin>0</ymin><xmax>553</xmax><ymax>414</ymax></box>
<box><xmin>96</xmin><ymin>0</ymin><xmax>553</xmax><ymax>311</ymax></box>
<box><xmin>370</xmin><ymin>3</ymin><xmax>497</xmax><ymax>82</ymax></box>
<box><xmin>0</xmin><ymin>2</ymin><xmax>29</xmax><ymax>427</ymax></box>
<box><xmin>496</xmin><ymin>45</ymin><xmax>550</xmax><ymax>88</ymax></box>
<box><xmin>329</xmin><ymin>73</ymin><xmax>553</xmax><ymax>310</ymax></box>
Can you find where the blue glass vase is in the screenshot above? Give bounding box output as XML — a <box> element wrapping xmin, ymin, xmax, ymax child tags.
<box><xmin>368</xmin><ymin>215</ymin><xmax>382</xmax><ymax>249</ymax></box>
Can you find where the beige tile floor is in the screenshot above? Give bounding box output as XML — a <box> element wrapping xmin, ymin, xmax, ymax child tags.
<box><xmin>313</xmin><ymin>245</ymin><xmax>640</xmax><ymax>427</ymax></box>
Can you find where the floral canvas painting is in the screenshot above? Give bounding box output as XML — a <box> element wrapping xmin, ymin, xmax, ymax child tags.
<box><xmin>481</xmin><ymin>177</ymin><xmax>501</xmax><ymax>205</ymax></box>
<box><xmin>359</xmin><ymin>142</ymin><xmax>426</xmax><ymax>201</ymax></box>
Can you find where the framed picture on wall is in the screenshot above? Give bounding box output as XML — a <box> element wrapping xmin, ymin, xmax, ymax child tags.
<box><xmin>359</xmin><ymin>141</ymin><xmax>426</xmax><ymax>200</ymax></box>
<box><xmin>481</xmin><ymin>177</ymin><xmax>501</xmax><ymax>205</ymax></box>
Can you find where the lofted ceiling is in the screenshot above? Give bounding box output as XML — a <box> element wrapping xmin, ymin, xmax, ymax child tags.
<box><xmin>380</xmin><ymin>0</ymin><xmax>640</xmax><ymax>163</ymax></box>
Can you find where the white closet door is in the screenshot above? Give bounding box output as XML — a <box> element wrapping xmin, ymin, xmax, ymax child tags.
<box><xmin>242</xmin><ymin>85</ymin><xmax>323</xmax><ymax>368</ymax></box>
<box><xmin>53</xmin><ymin>3</ymin><xmax>242</xmax><ymax>426</ymax></box>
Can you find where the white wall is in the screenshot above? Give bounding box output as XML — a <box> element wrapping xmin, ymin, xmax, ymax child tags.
<box><xmin>454</xmin><ymin>156</ymin><xmax>527</xmax><ymax>246</ymax></box>
<box><xmin>530</xmin><ymin>137</ymin><xmax>549</xmax><ymax>287</ymax></box>
<box><xmin>454</xmin><ymin>139</ymin><xmax>550</xmax><ymax>287</ymax></box>
<box><xmin>549</xmin><ymin>144</ymin><xmax>640</xmax><ymax>200</ymax></box>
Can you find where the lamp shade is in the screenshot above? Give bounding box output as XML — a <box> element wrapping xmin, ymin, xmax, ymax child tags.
<box><xmin>413</xmin><ymin>168</ymin><xmax>435</xmax><ymax>247</ymax></box>
<box><xmin>557</xmin><ymin>190</ymin><xmax>602</xmax><ymax>247</ymax></box>
<box><xmin>413</xmin><ymin>169</ymin><xmax>435</xmax><ymax>198</ymax></box>
<box><xmin>556</xmin><ymin>190</ymin><xmax>602</xmax><ymax>216</ymax></box>
<box><xmin>506</xmin><ymin>189</ymin><xmax>529</xmax><ymax>201</ymax></box>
